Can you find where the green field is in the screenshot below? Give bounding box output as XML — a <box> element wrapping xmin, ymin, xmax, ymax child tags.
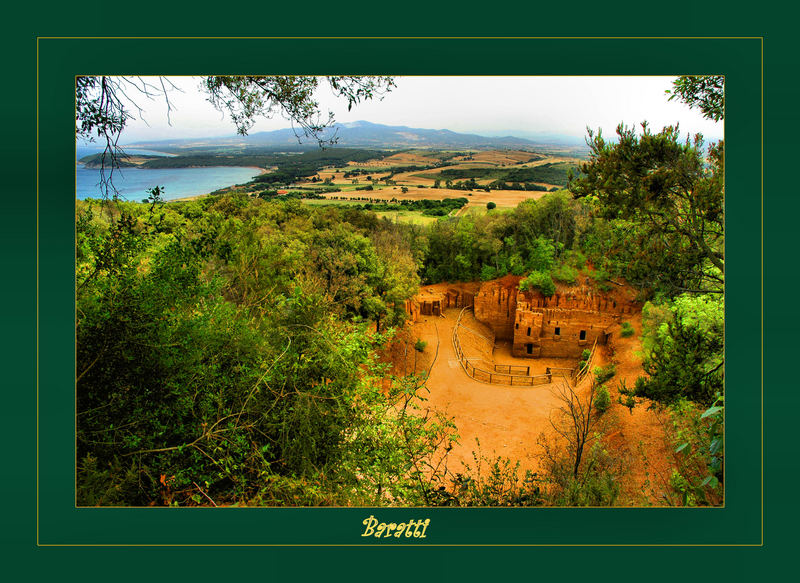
<box><xmin>373</xmin><ymin>211</ymin><xmax>441</xmax><ymax>225</ymax></box>
<box><xmin>301</xmin><ymin>201</ymin><xmax>444</xmax><ymax>224</ymax></box>
<box><xmin>301</xmin><ymin>198</ymin><xmax>361</xmax><ymax>206</ymax></box>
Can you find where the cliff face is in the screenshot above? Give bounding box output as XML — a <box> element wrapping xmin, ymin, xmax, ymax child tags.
<box><xmin>473</xmin><ymin>276</ymin><xmax>522</xmax><ymax>340</ymax></box>
<box><xmin>407</xmin><ymin>276</ymin><xmax>640</xmax><ymax>360</ymax></box>
<box><xmin>474</xmin><ymin>278</ymin><xmax>640</xmax><ymax>359</ymax></box>
<box><xmin>406</xmin><ymin>282</ymin><xmax>481</xmax><ymax>323</ymax></box>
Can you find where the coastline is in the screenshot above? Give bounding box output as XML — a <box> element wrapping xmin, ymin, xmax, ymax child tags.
<box><xmin>167</xmin><ymin>165</ymin><xmax>268</xmax><ymax>202</ymax></box>
<box><xmin>77</xmin><ymin>164</ymin><xmax>267</xmax><ymax>203</ymax></box>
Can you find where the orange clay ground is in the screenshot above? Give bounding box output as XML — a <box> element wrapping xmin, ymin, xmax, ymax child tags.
<box><xmin>383</xmin><ymin>285</ymin><xmax>676</xmax><ymax>505</ymax></box>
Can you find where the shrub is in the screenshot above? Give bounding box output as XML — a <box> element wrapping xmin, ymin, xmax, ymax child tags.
<box><xmin>480</xmin><ymin>265</ymin><xmax>497</xmax><ymax>281</ymax></box>
<box><xmin>594</xmin><ymin>385</ymin><xmax>611</xmax><ymax>413</ymax></box>
<box><xmin>486</xmin><ymin>202</ymin><xmax>496</xmax><ymax>210</ymax></box>
<box><xmin>577</xmin><ymin>349</ymin><xmax>592</xmax><ymax>373</ymax></box>
<box><xmin>617</xmin><ymin>394</ymin><xmax>636</xmax><ymax>414</ymax></box>
<box><xmin>564</xmin><ymin>249</ymin><xmax>587</xmax><ymax>269</ymax></box>
<box><xmin>664</xmin><ymin>395</ymin><xmax>724</xmax><ymax>506</ymax></box>
<box><xmin>551</xmin><ymin>263</ymin><xmax>579</xmax><ymax>284</ymax></box>
<box><xmin>414</xmin><ymin>339</ymin><xmax>427</xmax><ymax>352</ymax></box>
<box><xmin>594</xmin><ymin>363</ymin><xmax>616</xmax><ymax>384</ymax></box>
<box><xmin>538</xmin><ymin>438</ymin><xmax>622</xmax><ymax>506</ymax></box>
<box><xmin>519</xmin><ymin>271</ymin><xmax>556</xmax><ymax>297</ymax></box>
<box><xmin>590</xmin><ymin>266</ymin><xmax>609</xmax><ymax>283</ymax></box>
<box><xmin>447</xmin><ymin>440</ymin><xmax>543</xmax><ymax>506</ymax></box>
<box><xmin>620</xmin><ymin>321</ymin><xmax>635</xmax><ymax>337</ymax></box>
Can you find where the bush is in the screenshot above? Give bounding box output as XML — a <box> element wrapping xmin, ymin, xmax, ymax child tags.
<box><xmin>590</xmin><ymin>266</ymin><xmax>609</xmax><ymax>283</ymax></box>
<box><xmin>519</xmin><ymin>270</ymin><xmax>556</xmax><ymax>297</ymax></box>
<box><xmin>414</xmin><ymin>339</ymin><xmax>427</xmax><ymax>352</ymax></box>
<box><xmin>551</xmin><ymin>263</ymin><xmax>579</xmax><ymax>285</ymax></box>
<box><xmin>577</xmin><ymin>349</ymin><xmax>592</xmax><ymax>373</ymax></box>
<box><xmin>594</xmin><ymin>385</ymin><xmax>611</xmax><ymax>413</ymax></box>
<box><xmin>564</xmin><ymin>250</ymin><xmax>587</xmax><ymax>269</ymax></box>
<box><xmin>448</xmin><ymin>441</ymin><xmax>543</xmax><ymax>506</ymax></box>
<box><xmin>486</xmin><ymin>202</ymin><xmax>496</xmax><ymax>210</ymax></box>
<box><xmin>617</xmin><ymin>394</ymin><xmax>636</xmax><ymax>414</ymax></box>
<box><xmin>594</xmin><ymin>363</ymin><xmax>616</xmax><ymax>384</ymax></box>
<box><xmin>538</xmin><ymin>438</ymin><xmax>622</xmax><ymax>506</ymax></box>
<box><xmin>620</xmin><ymin>321</ymin><xmax>635</xmax><ymax>337</ymax></box>
<box><xmin>480</xmin><ymin>265</ymin><xmax>497</xmax><ymax>281</ymax></box>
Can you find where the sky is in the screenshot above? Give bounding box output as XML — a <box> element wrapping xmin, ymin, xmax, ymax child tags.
<box><xmin>101</xmin><ymin>76</ymin><xmax>723</xmax><ymax>145</ymax></box>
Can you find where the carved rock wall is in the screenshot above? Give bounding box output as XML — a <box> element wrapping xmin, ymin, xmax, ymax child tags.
<box><xmin>512</xmin><ymin>307</ymin><xmax>620</xmax><ymax>358</ymax></box>
<box><xmin>473</xmin><ymin>276</ymin><xmax>523</xmax><ymax>340</ymax></box>
<box><xmin>407</xmin><ymin>282</ymin><xmax>480</xmax><ymax>323</ymax></box>
<box><xmin>477</xmin><ymin>280</ymin><xmax>638</xmax><ymax>359</ymax></box>
<box><xmin>408</xmin><ymin>277</ymin><xmax>639</xmax><ymax>360</ymax></box>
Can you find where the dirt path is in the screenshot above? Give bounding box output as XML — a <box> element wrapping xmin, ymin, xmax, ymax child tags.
<box><xmin>414</xmin><ymin>308</ymin><xmax>568</xmax><ymax>476</ymax></box>
<box><xmin>406</xmin><ymin>305</ymin><xmax>675</xmax><ymax>504</ymax></box>
<box><xmin>596</xmin><ymin>314</ymin><xmax>676</xmax><ymax>504</ymax></box>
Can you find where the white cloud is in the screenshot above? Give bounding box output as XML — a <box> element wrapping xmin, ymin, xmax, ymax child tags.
<box><xmin>112</xmin><ymin>75</ymin><xmax>723</xmax><ymax>144</ymax></box>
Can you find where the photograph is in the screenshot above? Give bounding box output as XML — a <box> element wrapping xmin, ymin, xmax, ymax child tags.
<box><xmin>74</xmin><ymin>74</ymin><xmax>725</xmax><ymax>509</ymax></box>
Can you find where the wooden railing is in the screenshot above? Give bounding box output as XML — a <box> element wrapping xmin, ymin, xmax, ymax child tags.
<box><xmin>494</xmin><ymin>363</ymin><xmax>531</xmax><ymax>375</ymax></box>
<box><xmin>547</xmin><ymin>367</ymin><xmax>575</xmax><ymax>379</ymax></box>
<box><xmin>574</xmin><ymin>339</ymin><xmax>599</xmax><ymax>383</ymax></box>
<box><xmin>452</xmin><ymin>307</ymin><xmax>551</xmax><ymax>387</ymax></box>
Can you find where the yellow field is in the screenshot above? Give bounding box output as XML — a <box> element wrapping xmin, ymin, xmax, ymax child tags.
<box><xmin>373</xmin><ymin>211</ymin><xmax>441</xmax><ymax>225</ymax></box>
<box><xmin>245</xmin><ymin>149</ymin><xmax>574</xmax><ymax>211</ymax></box>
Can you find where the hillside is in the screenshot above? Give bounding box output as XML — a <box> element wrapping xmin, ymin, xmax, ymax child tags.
<box><xmin>127</xmin><ymin>120</ymin><xmax>590</xmax><ymax>153</ymax></box>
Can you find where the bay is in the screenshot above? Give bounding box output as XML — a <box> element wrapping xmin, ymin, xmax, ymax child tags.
<box><xmin>76</xmin><ymin>165</ymin><xmax>260</xmax><ymax>201</ymax></box>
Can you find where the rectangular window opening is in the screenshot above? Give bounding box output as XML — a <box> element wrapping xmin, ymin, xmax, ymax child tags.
<box><xmin>555</xmin><ymin>327</ymin><xmax>561</xmax><ymax>336</ymax></box>
<box><xmin>580</xmin><ymin>330</ymin><xmax>586</xmax><ymax>340</ymax></box>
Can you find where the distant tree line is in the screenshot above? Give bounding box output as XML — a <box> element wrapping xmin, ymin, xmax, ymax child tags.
<box><xmin>433</xmin><ymin>162</ymin><xmax>577</xmax><ymax>186</ymax></box>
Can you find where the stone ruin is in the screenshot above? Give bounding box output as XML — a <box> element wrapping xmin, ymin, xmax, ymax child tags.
<box><xmin>475</xmin><ymin>276</ymin><xmax>637</xmax><ymax>359</ymax></box>
<box><xmin>405</xmin><ymin>283</ymin><xmax>479</xmax><ymax>321</ymax></box>
<box><xmin>408</xmin><ymin>276</ymin><xmax>638</xmax><ymax>360</ymax></box>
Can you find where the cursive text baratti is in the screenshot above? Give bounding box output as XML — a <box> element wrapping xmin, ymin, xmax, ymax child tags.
<box><xmin>361</xmin><ymin>515</ymin><xmax>431</xmax><ymax>539</ymax></box>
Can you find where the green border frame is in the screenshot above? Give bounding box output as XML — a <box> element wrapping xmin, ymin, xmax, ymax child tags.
<box><xmin>36</xmin><ymin>37</ymin><xmax>761</xmax><ymax>546</ymax></box>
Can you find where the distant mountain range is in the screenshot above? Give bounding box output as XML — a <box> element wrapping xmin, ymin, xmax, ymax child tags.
<box><xmin>128</xmin><ymin>121</ymin><xmax>588</xmax><ymax>152</ymax></box>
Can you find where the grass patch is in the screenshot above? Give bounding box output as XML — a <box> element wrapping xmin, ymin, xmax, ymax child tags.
<box><xmin>594</xmin><ymin>364</ymin><xmax>617</xmax><ymax>385</ymax></box>
<box><xmin>373</xmin><ymin>211</ymin><xmax>441</xmax><ymax>225</ymax></box>
<box><xmin>301</xmin><ymin>198</ymin><xmax>364</xmax><ymax>206</ymax></box>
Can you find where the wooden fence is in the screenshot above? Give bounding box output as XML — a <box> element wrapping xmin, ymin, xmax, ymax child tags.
<box><xmin>494</xmin><ymin>363</ymin><xmax>531</xmax><ymax>375</ymax></box>
<box><xmin>574</xmin><ymin>339</ymin><xmax>599</xmax><ymax>384</ymax></box>
<box><xmin>547</xmin><ymin>367</ymin><xmax>575</xmax><ymax>380</ymax></box>
<box><xmin>452</xmin><ymin>307</ymin><xmax>551</xmax><ymax>387</ymax></box>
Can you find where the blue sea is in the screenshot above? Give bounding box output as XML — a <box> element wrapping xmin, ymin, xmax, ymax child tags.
<box><xmin>76</xmin><ymin>145</ymin><xmax>259</xmax><ymax>201</ymax></box>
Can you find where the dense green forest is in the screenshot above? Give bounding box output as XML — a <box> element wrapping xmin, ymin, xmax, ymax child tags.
<box><xmin>77</xmin><ymin>122</ymin><xmax>724</xmax><ymax>506</ymax></box>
